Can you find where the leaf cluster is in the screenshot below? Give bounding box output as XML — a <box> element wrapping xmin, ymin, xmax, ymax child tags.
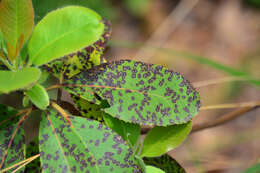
<box><xmin>0</xmin><ymin>1</ymin><xmax>201</xmax><ymax>172</ymax></box>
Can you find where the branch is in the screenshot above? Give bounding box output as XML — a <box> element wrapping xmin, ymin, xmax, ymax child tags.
<box><xmin>191</xmin><ymin>106</ymin><xmax>259</xmax><ymax>133</ymax></box>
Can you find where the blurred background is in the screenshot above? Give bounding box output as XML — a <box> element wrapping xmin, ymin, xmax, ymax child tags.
<box><xmin>2</xmin><ymin>0</ymin><xmax>260</xmax><ymax>172</ymax></box>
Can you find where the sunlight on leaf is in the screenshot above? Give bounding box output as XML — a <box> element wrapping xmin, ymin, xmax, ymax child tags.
<box><xmin>0</xmin><ymin>67</ymin><xmax>41</xmax><ymax>93</ymax></box>
<box><xmin>28</xmin><ymin>6</ymin><xmax>105</xmax><ymax>66</ymax></box>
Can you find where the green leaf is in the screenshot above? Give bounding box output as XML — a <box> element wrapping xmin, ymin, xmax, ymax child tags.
<box><xmin>0</xmin><ymin>0</ymin><xmax>34</xmax><ymax>61</ymax></box>
<box><xmin>141</xmin><ymin>121</ymin><xmax>192</xmax><ymax>157</ymax></box>
<box><xmin>146</xmin><ymin>165</ymin><xmax>165</xmax><ymax>173</ymax></box>
<box><xmin>143</xmin><ymin>154</ymin><xmax>186</xmax><ymax>173</ymax></box>
<box><xmin>71</xmin><ymin>95</ymin><xmax>141</xmax><ymax>147</ymax></box>
<box><xmin>26</xmin><ymin>84</ymin><xmax>49</xmax><ymax>110</ymax></box>
<box><xmin>0</xmin><ymin>67</ymin><xmax>41</xmax><ymax>93</ymax></box>
<box><xmin>103</xmin><ymin>114</ymin><xmax>141</xmax><ymax>147</ymax></box>
<box><xmin>45</xmin><ymin>19</ymin><xmax>111</xmax><ymax>79</ymax></box>
<box><xmin>28</xmin><ymin>6</ymin><xmax>105</xmax><ymax>66</ymax></box>
<box><xmin>0</xmin><ymin>104</ymin><xmax>26</xmax><ymax>172</ymax></box>
<box><xmin>65</xmin><ymin>60</ymin><xmax>201</xmax><ymax>126</ymax></box>
<box><xmin>22</xmin><ymin>95</ymin><xmax>30</xmax><ymax>107</ymax></box>
<box><xmin>39</xmin><ymin>108</ymin><xmax>141</xmax><ymax>172</ymax></box>
<box><xmin>71</xmin><ymin>95</ymin><xmax>106</xmax><ymax>122</ymax></box>
<box><xmin>244</xmin><ymin>163</ymin><xmax>260</xmax><ymax>173</ymax></box>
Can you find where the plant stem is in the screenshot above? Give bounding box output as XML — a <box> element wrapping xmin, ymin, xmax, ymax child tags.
<box><xmin>191</xmin><ymin>106</ymin><xmax>259</xmax><ymax>133</ymax></box>
<box><xmin>51</xmin><ymin>101</ymin><xmax>73</xmax><ymax>127</ymax></box>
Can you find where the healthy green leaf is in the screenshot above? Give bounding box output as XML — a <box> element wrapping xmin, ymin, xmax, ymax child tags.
<box><xmin>0</xmin><ymin>104</ymin><xmax>25</xmax><ymax>172</ymax></box>
<box><xmin>28</xmin><ymin>6</ymin><xmax>105</xmax><ymax>66</ymax></box>
<box><xmin>26</xmin><ymin>84</ymin><xmax>49</xmax><ymax>110</ymax></box>
<box><xmin>143</xmin><ymin>154</ymin><xmax>186</xmax><ymax>173</ymax></box>
<box><xmin>103</xmin><ymin>114</ymin><xmax>141</xmax><ymax>147</ymax></box>
<box><xmin>39</xmin><ymin>109</ymin><xmax>141</xmax><ymax>172</ymax></box>
<box><xmin>0</xmin><ymin>67</ymin><xmax>41</xmax><ymax>93</ymax></box>
<box><xmin>243</xmin><ymin>162</ymin><xmax>260</xmax><ymax>173</ymax></box>
<box><xmin>141</xmin><ymin>121</ymin><xmax>192</xmax><ymax>157</ymax></box>
<box><xmin>65</xmin><ymin>60</ymin><xmax>201</xmax><ymax>126</ymax></box>
<box><xmin>146</xmin><ymin>165</ymin><xmax>165</xmax><ymax>173</ymax></box>
<box><xmin>0</xmin><ymin>0</ymin><xmax>34</xmax><ymax>61</ymax></box>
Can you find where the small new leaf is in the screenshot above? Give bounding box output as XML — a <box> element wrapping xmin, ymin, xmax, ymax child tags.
<box><xmin>26</xmin><ymin>84</ymin><xmax>49</xmax><ymax>110</ymax></box>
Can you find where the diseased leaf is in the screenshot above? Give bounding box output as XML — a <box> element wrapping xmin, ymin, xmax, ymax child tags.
<box><xmin>39</xmin><ymin>108</ymin><xmax>141</xmax><ymax>172</ymax></box>
<box><xmin>26</xmin><ymin>84</ymin><xmax>49</xmax><ymax>110</ymax></box>
<box><xmin>64</xmin><ymin>60</ymin><xmax>201</xmax><ymax>126</ymax></box>
<box><xmin>25</xmin><ymin>137</ymin><xmax>41</xmax><ymax>172</ymax></box>
<box><xmin>0</xmin><ymin>67</ymin><xmax>41</xmax><ymax>93</ymax></box>
<box><xmin>110</xmin><ymin>40</ymin><xmax>260</xmax><ymax>87</ymax></box>
<box><xmin>146</xmin><ymin>165</ymin><xmax>165</xmax><ymax>173</ymax></box>
<box><xmin>44</xmin><ymin>20</ymin><xmax>111</xmax><ymax>79</ymax></box>
<box><xmin>71</xmin><ymin>95</ymin><xmax>141</xmax><ymax>148</ymax></box>
<box><xmin>0</xmin><ymin>104</ymin><xmax>25</xmax><ymax>172</ymax></box>
<box><xmin>28</xmin><ymin>6</ymin><xmax>105</xmax><ymax>66</ymax></box>
<box><xmin>0</xmin><ymin>0</ymin><xmax>34</xmax><ymax>60</ymax></box>
<box><xmin>141</xmin><ymin>122</ymin><xmax>192</xmax><ymax>157</ymax></box>
<box><xmin>143</xmin><ymin>154</ymin><xmax>186</xmax><ymax>173</ymax></box>
<box><xmin>71</xmin><ymin>95</ymin><xmax>106</xmax><ymax>122</ymax></box>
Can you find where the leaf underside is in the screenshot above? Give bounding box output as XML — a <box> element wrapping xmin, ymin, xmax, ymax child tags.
<box><xmin>0</xmin><ymin>104</ymin><xmax>25</xmax><ymax>173</ymax></box>
<box><xmin>39</xmin><ymin>109</ymin><xmax>141</xmax><ymax>172</ymax></box>
<box><xmin>65</xmin><ymin>60</ymin><xmax>201</xmax><ymax>126</ymax></box>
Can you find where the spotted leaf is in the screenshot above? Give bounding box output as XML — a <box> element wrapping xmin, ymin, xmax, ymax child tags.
<box><xmin>0</xmin><ymin>104</ymin><xmax>25</xmax><ymax>172</ymax></box>
<box><xmin>71</xmin><ymin>95</ymin><xmax>106</xmax><ymax>122</ymax></box>
<box><xmin>72</xmin><ymin>95</ymin><xmax>141</xmax><ymax>148</ymax></box>
<box><xmin>64</xmin><ymin>60</ymin><xmax>201</xmax><ymax>126</ymax></box>
<box><xmin>39</xmin><ymin>108</ymin><xmax>141</xmax><ymax>172</ymax></box>
<box><xmin>44</xmin><ymin>19</ymin><xmax>111</xmax><ymax>80</ymax></box>
<box><xmin>143</xmin><ymin>154</ymin><xmax>186</xmax><ymax>173</ymax></box>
